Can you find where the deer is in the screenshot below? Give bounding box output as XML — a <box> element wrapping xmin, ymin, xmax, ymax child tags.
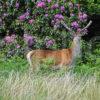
<box><xmin>26</xmin><ymin>20</ymin><xmax>92</xmax><ymax>71</ymax></box>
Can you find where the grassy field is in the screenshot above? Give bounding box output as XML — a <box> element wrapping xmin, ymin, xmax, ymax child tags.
<box><xmin>0</xmin><ymin>56</ymin><xmax>100</xmax><ymax>100</ymax></box>
<box><xmin>0</xmin><ymin>71</ymin><xmax>100</xmax><ymax>100</ymax></box>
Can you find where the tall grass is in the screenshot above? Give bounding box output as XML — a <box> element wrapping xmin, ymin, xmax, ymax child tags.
<box><xmin>0</xmin><ymin>71</ymin><xmax>100</xmax><ymax>100</ymax></box>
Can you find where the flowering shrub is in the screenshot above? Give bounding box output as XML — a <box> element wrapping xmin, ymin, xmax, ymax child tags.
<box><xmin>4</xmin><ymin>34</ymin><xmax>16</xmax><ymax>44</ymax></box>
<box><xmin>44</xmin><ymin>37</ymin><xmax>56</xmax><ymax>49</ymax></box>
<box><xmin>71</xmin><ymin>21</ymin><xmax>79</xmax><ymax>29</ymax></box>
<box><xmin>0</xmin><ymin>0</ymin><xmax>97</xmax><ymax>57</ymax></box>
<box><xmin>0</xmin><ymin>35</ymin><xmax>25</xmax><ymax>58</ymax></box>
<box><xmin>36</xmin><ymin>1</ymin><xmax>46</xmax><ymax>8</ymax></box>
<box><xmin>23</xmin><ymin>34</ymin><xmax>37</xmax><ymax>47</ymax></box>
<box><xmin>20</xmin><ymin>1</ymin><xmax>89</xmax><ymax>49</ymax></box>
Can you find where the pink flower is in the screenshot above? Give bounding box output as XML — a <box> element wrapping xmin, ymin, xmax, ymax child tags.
<box><xmin>54</xmin><ymin>14</ymin><xmax>64</xmax><ymax>20</ymax></box>
<box><xmin>24</xmin><ymin>12</ymin><xmax>29</xmax><ymax>17</ymax></box>
<box><xmin>18</xmin><ymin>12</ymin><xmax>29</xmax><ymax>21</ymax></box>
<box><xmin>16</xmin><ymin>44</ymin><xmax>20</xmax><ymax>48</ymax></box>
<box><xmin>47</xmin><ymin>0</ymin><xmax>52</xmax><ymax>3</ymax></box>
<box><xmin>71</xmin><ymin>21</ymin><xmax>79</xmax><ymax>29</ymax></box>
<box><xmin>45</xmin><ymin>39</ymin><xmax>55</xmax><ymax>48</ymax></box>
<box><xmin>78</xmin><ymin>12</ymin><xmax>83</xmax><ymax>18</ymax></box>
<box><xmin>4</xmin><ymin>34</ymin><xmax>16</xmax><ymax>44</ymax></box>
<box><xmin>18</xmin><ymin>15</ymin><xmax>26</xmax><ymax>21</ymax></box>
<box><xmin>29</xmin><ymin>19</ymin><xmax>34</xmax><ymax>24</ymax></box>
<box><xmin>4</xmin><ymin>36</ymin><xmax>12</xmax><ymax>43</ymax></box>
<box><xmin>11</xmin><ymin>34</ymin><xmax>16</xmax><ymax>40</ymax></box>
<box><xmin>23</xmin><ymin>34</ymin><xmax>36</xmax><ymax>47</ymax></box>
<box><xmin>15</xmin><ymin>2</ymin><xmax>19</xmax><ymax>9</ymax></box>
<box><xmin>3</xmin><ymin>13</ymin><xmax>8</xmax><ymax>17</ymax></box>
<box><xmin>36</xmin><ymin>1</ymin><xmax>45</xmax><ymax>8</ymax></box>
<box><xmin>60</xmin><ymin>6</ymin><xmax>65</xmax><ymax>12</ymax></box>
<box><xmin>83</xmin><ymin>13</ymin><xmax>87</xmax><ymax>19</ymax></box>
<box><xmin>51</xmin><ymin>4</ymin><xmax>59</xmax><ymax>9</ymax></box>
<box><xmin>45</xmin><ymin>14</ymin><xmax>48</xmax><ymax>17</ymax></box>
<box><xmin>78</xmin><ymin>12</ymin><xmax>88</xmax><ymax>22</ymax></box>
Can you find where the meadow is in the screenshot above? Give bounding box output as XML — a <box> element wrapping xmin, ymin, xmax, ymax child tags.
<box><xmin>0</xmin><ymin>55</ymin><xmax>100</xmax><ymax>100</ymax></box>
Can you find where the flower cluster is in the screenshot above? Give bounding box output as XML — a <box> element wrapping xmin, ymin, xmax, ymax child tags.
<box><xmin>28</xmin><ymin>19</ymin><xmax>34</xmax><ymax>24</ymax></box>
<box><xmin>18</xmin><ymin>12</ymin><xmax>29</xmax><ymax>21</ymax></box>
<box><xmin>23</xmin><ymin>34</ymin><xmax>36</xmax><ymax>47</ymax></box>
<box><xmin>60</xmin><ymin>6</ymin><xmax>65</xmax><ymax>12</ymax></box>
<box><xmin>54</xmin><ymin>14</ymin><xmax>64</xmax><ymax>20</ymax></box>
<box><xmin>71</xmin><ymin>21</ymin><xmax>79</xmax><ymax>29</ymax></box>
<box><xmin>45</xmin><ymin>38</ymin><xmax>55</xmax><ymax>48</ymax></box>
<box><xmin>15</xmin><ymin>2</ymin><xmax>19</xmax><ymax>9</ymax></box>
<box><xmin>78</xmin><ymin>12</ymin><xmax>88</xmax><ymax>22</ymax></box>
<box><xmin>0</xmin><ymin>0</ymin><xmax>90</xmax><ymax>52</ymax></box>
<box><xmin>36</xmin><ymin>1</ymin><xmax>46</xmax><ymax>8</ymax></box>
<box><xmin>51</xmin><ymin>14</ymin><xmax>64</xmax><ymax>26</ymax></box>
<box><xmin>51</xmin><ymin>4</ymin><xmax>59</xmax><ymax>9</ymax></box>
<box><xmin>4</xmin><ymin>34</ymin><xmax>16</xmax><ymax>44</ymax></box>
<box><xmin>47</xmin><ymin>0</ymin><xmax>52</xmax><ymax>3</ymax></box>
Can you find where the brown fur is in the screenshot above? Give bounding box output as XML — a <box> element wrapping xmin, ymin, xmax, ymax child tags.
<box><xmin>26</xmin><ymin>48</ymin><xmax>72</xmax><ymax>70</ymax></box>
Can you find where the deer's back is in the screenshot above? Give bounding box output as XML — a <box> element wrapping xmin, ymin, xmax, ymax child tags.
<box><xmin>31</xmin><ymin>49</ymin><xmax>72</xmax><ymax>65</ymax></box>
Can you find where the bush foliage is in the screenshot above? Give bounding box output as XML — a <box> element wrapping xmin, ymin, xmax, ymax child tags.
<box><xmin>0</xmin><ymin>0</ymin><xmax>94</xmax><ymax>51</ymax></box>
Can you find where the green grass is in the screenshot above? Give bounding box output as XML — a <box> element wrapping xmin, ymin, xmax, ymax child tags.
<box><xmin>0</xmin><ymin>55</ymin><xmax>99</xmax><ymax>77</ymax></box>
<box><xmin>0</xmin><ymin>71</ymin><xmax>100</xmax><ymax>100</ymax></box>
<box><xmin>0</xmin><ymin>56</ymin><xmax>28</xmax><ymax>72</ymax></box>
<box><xmin>0</xmin><ymin>55</ymin><xmax>100</xmax><ymax>100</ymax></box>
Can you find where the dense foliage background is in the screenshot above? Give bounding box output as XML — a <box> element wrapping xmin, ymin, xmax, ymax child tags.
<box><xmin>0</xmin><ymin>0</ymin><xmax>100</xmax><ymax>76</ymax></box>
<box><xmin>0</xmin><ymin>0</ymin><xmax>99</xmax><ymax>54</ymax></box>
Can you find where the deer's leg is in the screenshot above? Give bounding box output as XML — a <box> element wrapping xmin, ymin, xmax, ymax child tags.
<box><xmin>28</xmin><ymin>57</ymin><xmax>39</xmax><ymax>72</ymax></box>
<box><xmin>52</xmin><ymin>63</ymin><xmax>63</xmax><ymax>70</ymax></box>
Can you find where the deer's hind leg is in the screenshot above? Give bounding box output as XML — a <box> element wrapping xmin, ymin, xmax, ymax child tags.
<box><xmin>28</xmin><ymin>57</ymin><xmax>40</xmax><ymax>72</ymax></box>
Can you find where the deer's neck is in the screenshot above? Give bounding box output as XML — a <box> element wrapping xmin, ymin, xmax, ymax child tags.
<box><xmin>71</xmin><ymin>36</ymin><xmax>82</xmax><ymax>61</ymax></box>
